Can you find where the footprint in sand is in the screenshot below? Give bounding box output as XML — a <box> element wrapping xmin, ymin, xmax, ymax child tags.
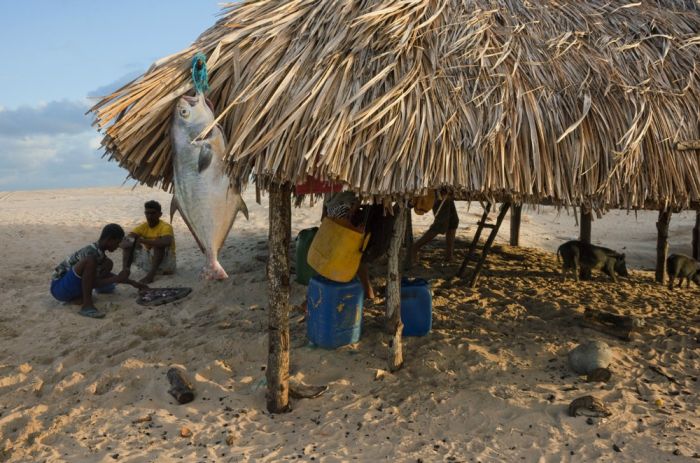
<box><xmin>89</xmin><ymin>375</ymin><xmax>121</xmax><ymax>395</ymax></box>
<box><xmin>134</xmin><ymin>323</ymin><xmax>170</xmax><ymax>340</ymax></box>
<box><xmin>0</xmin><ymin>406</ymin><xmax>47</xmax><ymax>452</ymax></box>
<box><xmin>0</xmin><ymin>323</ymin><xmax>19</xmax><ymax>339</ymax></box>
<box><xmin>54</xmin><ymin>371</ymin><xmax>85</xmax><ymax>393</ymax></box>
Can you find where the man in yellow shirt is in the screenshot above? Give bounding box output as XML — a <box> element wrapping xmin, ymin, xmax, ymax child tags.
<box><xmin>121</xmin><ymin>200</ymin><xmax>176</xmax><ymax>283</ymax></box>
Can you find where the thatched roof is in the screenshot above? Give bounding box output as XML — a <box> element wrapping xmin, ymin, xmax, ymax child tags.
<box><xmin>90</xmin><ymin>0</ymin><xmax>700</xmax><ymax>209</ymax></box>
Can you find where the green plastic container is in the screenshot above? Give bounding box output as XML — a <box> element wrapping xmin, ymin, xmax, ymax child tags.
<box><xmin>295</xmin><ymin>227</ymin><xmax>319</xmax><ymax>285</ymax></box>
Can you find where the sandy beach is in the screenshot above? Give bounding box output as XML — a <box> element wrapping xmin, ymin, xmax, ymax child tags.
<box><xmin>0</xmin><ymin>186</ymin><xmax>698</xmax><ymax>462</ymax></box>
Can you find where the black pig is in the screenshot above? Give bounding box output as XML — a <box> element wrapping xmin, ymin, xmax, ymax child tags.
<box><xmin>557</xmin><ymin>240</ymin><xmax>629</xmax><ymax>282</ymax></box>
<box><xmin>666</xmin><ymin>254</ymin><xmax>700</xmax><ymax>290</ymax></box>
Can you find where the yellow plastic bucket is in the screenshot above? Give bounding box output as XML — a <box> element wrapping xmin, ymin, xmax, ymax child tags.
<box><xmin>413</xmin><ymin>190</ymin><xmax>435</xmax><ymax>215</ymax></box>
<box><xmin>307</xmin><ymin>217</ymin><xmax>371</xmax><ymax>283</ymax></box>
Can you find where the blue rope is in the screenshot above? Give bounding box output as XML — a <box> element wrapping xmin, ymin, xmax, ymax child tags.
<box><xmin>191</xmin><ymin>52</ymin><xmax>209</xmax><ymax>94</ymax></box>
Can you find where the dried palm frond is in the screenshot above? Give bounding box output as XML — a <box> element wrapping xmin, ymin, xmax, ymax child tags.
<box><xmin>90</xmin><ymin>0</ymin><xmax>700</xmax><ymax>209</ymax></box>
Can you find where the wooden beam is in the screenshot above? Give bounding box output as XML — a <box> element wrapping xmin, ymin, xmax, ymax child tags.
<box><xmin>453</xmin><ymin>195</ymin><xmax>700</xmax><ymax>213</ymax></box>
<box><xmin>693</xmin><ymin>210</ymin><xmax>700</xmax><ymax>260</ymax></box>
<box><xmin>386</xmin><ymin>206</ymin><xmax>407</xmax><ymax>372</ymax></box>
<box><xmin>675</xmin><ymin>140</ymin><xmax>700</xmax><ymax>151</ymax></box>
<box><xmin>510</xmin><ymin>203</ymin><xmax>522</xmax><ymax>246</ymax></box>
<box><xmin>656</xmin><ymin>208</ymin><xmax>672</xmax><ymax>284</ymax></box>
<box><xmin>266</xmin><ymin>182</ymin><xmax>292</xmax><ymax>413</ymax></box>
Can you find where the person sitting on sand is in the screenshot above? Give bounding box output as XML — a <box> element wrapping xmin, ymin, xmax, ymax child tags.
<box><xmin>50</xmin><ymin>223</ymin><xmax>147</xmax><ymax>319</ymax></box>
<box><xmin>121</xmin><ymin>200</ymin><xmax>176</xmax><ymax>284</ymax></box>
<box><xmin>410</xmin><ymin>190</ymin><xmax>459</xmax><ymax>263</ymax></box>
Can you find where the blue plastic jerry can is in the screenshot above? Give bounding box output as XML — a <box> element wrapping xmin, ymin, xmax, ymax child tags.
<box><xmin>306</xmin><ymin>276</ymin><xmax>364</xmax><ymax>348</ymax></box>
<box><xmin>400</xmin><ymin>278</ymin><xmax>432</xmax><ymax>336</ymax></box>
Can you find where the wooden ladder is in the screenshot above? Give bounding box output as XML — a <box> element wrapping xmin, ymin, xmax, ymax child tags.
<box><xmin>456</xmin><ymin>202</ymin><xmax>511</xmax><ymax>287</ymax></box>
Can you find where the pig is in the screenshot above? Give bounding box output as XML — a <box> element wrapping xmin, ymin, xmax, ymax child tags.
<box><xmin>666</xmin><ymin>254</ymin><xmax>700</xmax><ymax>290</ymax></box>
<box><xmin>557</xmin><ymin>240</ymin><xmax>629</xmax><ymax>282</ymax></box>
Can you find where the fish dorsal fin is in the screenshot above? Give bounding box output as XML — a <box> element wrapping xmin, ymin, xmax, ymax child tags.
<box><xmin>198</xmin><ymin>142</ymin><xmax>213</xmax><ymax>173</ymax></box>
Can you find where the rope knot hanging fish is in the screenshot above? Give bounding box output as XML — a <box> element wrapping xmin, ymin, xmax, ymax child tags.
<box><xmin>191</xmin><ymin>52</ymin><xmax>210</xmax><ymax>95</ymax></box>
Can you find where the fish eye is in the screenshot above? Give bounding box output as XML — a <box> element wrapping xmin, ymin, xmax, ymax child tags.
<box><xmin>179</xmin><ymin>107</ymin><xmax>190</xmax><ymax>118</ymax></box>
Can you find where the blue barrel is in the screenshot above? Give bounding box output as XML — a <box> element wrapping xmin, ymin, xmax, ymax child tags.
<box><xmin>401</xmin><ymin>278</ymin><xmax>432</xmax><ymax>336</ymax></box>
<box><xmin>307</xmin><ymin>276</ymin><xmax>364</xmax><ymax>348</ymax></box>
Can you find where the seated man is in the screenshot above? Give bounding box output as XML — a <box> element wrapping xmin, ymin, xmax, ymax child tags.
<box><xmin>50</xmin><ymin>223</ymin><xmax>147</xmax><ymax>319</ymax></box>
<box><xmin>410</xmin><ymin>192</ymin><xmax>459</xmax><ymax>262</ymax></box>
<box><xmin>122</xmin><ymin>200</ymin><xmax>176</xmax><ymax>284</ymax></box>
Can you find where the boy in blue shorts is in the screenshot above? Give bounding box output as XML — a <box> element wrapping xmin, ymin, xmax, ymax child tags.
<box><xmin>50</xmin><ymin>223</ymin><xmax>148</xmax><ymax>318</ymax></box>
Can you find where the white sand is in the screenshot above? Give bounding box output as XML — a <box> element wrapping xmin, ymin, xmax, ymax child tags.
<box><xmin>0</xmin><ymin>186</ymin><xmax>698</xmax><ymax>462</ymax></box>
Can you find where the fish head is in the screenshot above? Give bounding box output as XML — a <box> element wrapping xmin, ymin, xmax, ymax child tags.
<box><xmin>173</xmin><ymin>93</ymin><xmax>215</xmax><ymax>139</ymax></box>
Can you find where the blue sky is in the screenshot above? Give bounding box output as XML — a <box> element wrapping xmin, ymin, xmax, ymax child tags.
<box><xmin>0</xmin><ymin>1</ymin><xmax>223</xmax><ymax>191</ymax></box>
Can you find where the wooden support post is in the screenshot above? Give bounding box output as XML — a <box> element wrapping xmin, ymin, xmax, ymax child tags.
<box><xmin>266</xmin><ymin>182</ymin><xmax>292</xmax><ymax>413</ymax></box>
<box><xmin>693</xmin><ymin>210</ymin><xmax>700</xmax><ymax>260</ymax></box>
<box><xmin>404</xmin><ymin>208</ymin><xmax>414</xmax><ymax>268</ymax></box>
<box><xmin>656</xmin><ymin>208</ymin><xmax>672</xmax><ymax>284</ymax></box>
<box><xmin>386</xmin><ymin>206</ymin><xmax>407</xmax><ymax>372</ymax></box>
<box><xmin>510</xmin><ymin>203</ymin><xmax>522</xmax><ymax>246</ymax></box>
<box><xmin>579</xmin><ymin>206</ymin><xmax>593</xmax><ymax>281</ymax></box>
<box><xmin>580</xmin><ymin>206</ymin><xmax>592</xmax><ymax>244</ymax></box>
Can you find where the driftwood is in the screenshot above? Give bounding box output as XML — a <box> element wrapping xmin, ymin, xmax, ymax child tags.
<box><xmin>648</xmin><ymin>364</ymin><xmax>679</xmax><ymax>384</ymax></box>
<box><xmin>579</xmin><ymin>308</ymin><xmax>643</xmax><ymax>341</ymax></box>
<box><xmin>568</xmin><ymin>395</ymin><xmax>612</xmax><ymax>417</ymax></box>
<box><xmin>289</xmin><ymin>380</ymin><xmax>328</xmax><ymax>399</ymax></box>
<box><xmin>167</xmin><ymin>368</ymin><xmax>195</xmax><ymax>404</ymax></box>
<box><xmin>266</xmin><ymin>183</ymin><xmax>292</xmax><ymax>413</ymax></box>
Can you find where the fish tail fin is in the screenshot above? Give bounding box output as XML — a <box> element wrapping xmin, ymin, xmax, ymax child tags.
<box><xmin>202</xmin><ymin>257</ymin><xmax>228</xmax><ymax>280</ymax></box>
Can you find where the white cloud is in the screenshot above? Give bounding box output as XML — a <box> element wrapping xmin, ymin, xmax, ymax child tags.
<box><xmin>8</xmin><ymin>136</ymin><xmax>59</xmax><ymax>167</ymax></box>
<box><xmin>0</xmin><ymin>70</ymin><xmax>179</xmax><ymax>191</ymax></box>
<box><xmin>0</xmin><ymin>131</ymin><xmax>128</xmax><ymax>191</ymax></box>
<box><xmin>0</xmin><ymin>100</ymin><xmax>92</xmax><ymax>136</ymax></box>
<box><xmin>87</xmin><ymin>70</ymin><xmax>143</xmax><ymax>100</ymax></box>
<box><xmin>0</xmin><ymin>95</ymin><xmax>134</xmax><ymax>191</ymax></box>
<box><xmin>88</xmin><ymin>135</ymin><xmax>103</xmax><ymax>150</ymax></box>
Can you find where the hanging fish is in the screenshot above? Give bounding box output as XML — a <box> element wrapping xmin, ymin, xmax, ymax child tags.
<box><xmin>170</xmin><ymin>92</ymin><xmax>248</xmax><ymax>279</ymax></box>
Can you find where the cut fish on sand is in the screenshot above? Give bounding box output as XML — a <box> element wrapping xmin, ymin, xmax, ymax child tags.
<box><xmin>170</xmin><ymin>92</ymin><xmax>248</xmax><ymax>279</ymax></box>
